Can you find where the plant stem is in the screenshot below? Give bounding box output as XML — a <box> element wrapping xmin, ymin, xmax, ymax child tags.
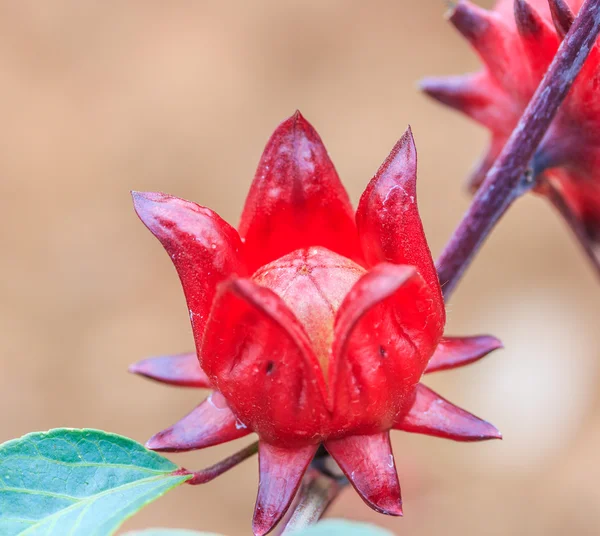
<box><xmin>435</xmin><ymin>0</ymin><xmax>600</xmax><ymax>300</ymax></box>
<box><xmin>176</xmin><ymin>441</ymin><xmax>259</xmax><ymax>484</ymax></box>
<box><xmin>276</xmin><ymin>468</ymin><xmax>346</xmax><ymax>535</ymax></box>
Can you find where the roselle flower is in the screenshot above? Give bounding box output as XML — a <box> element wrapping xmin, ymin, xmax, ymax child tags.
<box><xmin>422</xmin><ymin>0</ymin><xmax>600</xmax><ymax>266</ymax></box>
<box><xmin>130</xmin><ymin>112</ymin><xmax>501</xmax><ymax>536</ymax></box>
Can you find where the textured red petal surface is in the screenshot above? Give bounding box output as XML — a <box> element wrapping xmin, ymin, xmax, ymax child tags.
<box><xmin>238</xmin><ymin>111</ymin><xmax>363</xmax><ymax>272</ymax></box>
<box><xmin>356</xmin><ymin>127</ymin><xmax>444</xmax><ymax>322</ymax></box>
<box><xmin>425</xmin><ymin>335</ymin><xmax>503</xmax><ymax>374</ymax></box>
<box><xmin>129</xmin><ymin>352</ymin><xmax>210</xmax><ymax>388</ymax></box>
<box><xmin>201</xmin><ymin>277</ymin><xmax>329</xmax><ymax>445</ymax></box>
<box><xmin>325</xmin><ymin>432</ymin><xmax>402</xmax><ymax>516</ymax></box>
<box><xmin>330</xmin><ymin>262</ymin><xmax>443</xmax><ymax>431</ymax></box>
<box><xmin>146</xmin><ymin>392</ymin><xmax>250</xmax><ymax>452</ymax></box>
<box><xmin>252</xmin><ymin>442</ymin><xmax>318</xmax><ymax>536</ymax></box>
<box><xmin>395</xmin><ymin>384</ymin><xmax>501</xmax><ymax>442</ymax></box>
<box><xmin>251</xmin><ymin>247</ymin><xmax>364</xmax><ymax>375</ymax></box>
<box><xmin>132</xmin><ymin>192</ymin><xmax>245</xmax><ymax>348</ymax></box>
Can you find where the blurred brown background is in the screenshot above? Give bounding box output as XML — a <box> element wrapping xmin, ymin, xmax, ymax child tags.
<box><xmin>1</xmin><ymin>0</ymin><xmax>600</xmax><ymax>534</ymax></box>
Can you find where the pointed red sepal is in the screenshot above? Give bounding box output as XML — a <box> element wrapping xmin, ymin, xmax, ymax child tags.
<box><xmin>425</xmin><ymin>335</ymin><xmax>503</xmax><ymax>374</ymax></box>
<box><xmin>515</xmin><ymin>0</ymin><xmax>560</xmax><ymax>79</ymax></box>
<box><xmin>201</xmin><ymin>277</ymin><xmax>329</xmax><ymax>445</ymax></box>
<box><xmin>252</xmin><ymin>442</ymin><xmax>318</xmax><ymax>536</ymax></box>
<box><xmin>129</xmin><ymin>352</ymin><xmax>211</xmax><ymax>388</ymax></box>
<box><xmin>395</xmin><ymin>384</ymin><xmax>502</xmax><ymax>442</ymax></box>
<box><xmin>514</xmin><ymin>0</ymin><xmax>546</xmax><ymax>35</ymax></box>
<box><xmin>132</xmin><ymin>192</ymin><xmax>245</xmax><ymax>348</ymax></box>
<box><xmin>549</xmin><ymin>0</ymin><xmax>575</xmax><ymax>38</ymax></box>
<box><xmin>420</xmin><ymin>73</ymin><xmax>504</xmax><ymax>130</ymax></box>
<box><xmin>239</xmin><ymin>111</ymin><xmax>363</xmax><ymax>272</ymax></box>
<box><xmin>146</xmin><ymin>392</ymin><xmax>251</xmax><ymax>452</ymax></box>
<box><xmin>330</xmin><ymin>263</ymin><xmax>443</xmax><ymax>421</ymax></box>
<box><xmin>325</xmin><ymin>432</ymin><xmax>402</xmax><ymax>516</ymax></box>
<box><xmin>356</xmin><ymin>127</ymin><xmax>444</xmax><ymax>321</ymax></box>
<box><xmin>449</xmin><ymin>0</ymin><xmax>491</xmax><ymax>40</ymax></box>
<box><xmin>448</xmin><ymin>1</ymin><xmax>515</xmax><ymax>86</ymax></box>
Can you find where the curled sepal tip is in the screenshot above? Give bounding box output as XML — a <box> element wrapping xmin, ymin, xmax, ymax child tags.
<box><xmin>131</xmin><ymin>191</ymin><xmax>245</xmax><ymax>346</ymax></box>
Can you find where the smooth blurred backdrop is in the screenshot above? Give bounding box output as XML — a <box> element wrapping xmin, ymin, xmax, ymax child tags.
<box><xmin>1</xmin><ymin>1</ymin><xmax>599</xmax><ymax>534</ymax></box>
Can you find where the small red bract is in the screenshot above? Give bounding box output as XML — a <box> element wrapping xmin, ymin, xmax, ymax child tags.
<box><xmin>422</xmin><ymin>0</ymin><xmax>600</xmax><ymax>265</ymax></box>
<box><xmin>130</xmin><ymin>112</ymin><xmax>502</xmax><ymax>535</ymax></box>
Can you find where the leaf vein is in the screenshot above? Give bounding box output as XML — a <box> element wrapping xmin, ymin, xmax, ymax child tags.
<box><xmin>18</xmin><ymin>475</ymin><xmax>188</xmax><ymax>535</ymax></box>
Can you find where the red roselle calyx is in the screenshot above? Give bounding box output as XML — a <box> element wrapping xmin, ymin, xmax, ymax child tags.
<box><xmin>130</xmin><ymin>112</ymin><xmax>502</xmax><ymax>536</ymax></box>
<box><xmin>422</xmin><ymin>0</ymin><xmax>600</xmax><ymax>268</ymax></box>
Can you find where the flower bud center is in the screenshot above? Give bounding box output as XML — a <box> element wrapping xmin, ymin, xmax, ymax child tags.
<box><xmin>252</xmin><ymin>247</ymin><xmax>365</xmax><ymax>376</ymax></box>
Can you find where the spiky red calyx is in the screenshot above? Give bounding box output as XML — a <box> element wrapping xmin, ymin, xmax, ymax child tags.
<box><xmin>422</xmin><ymin>0</ymin><xmax>600</xmax><ymax>266</ymax></box>
<box><xmin>130</xmin><ymin>112</ymin><xmax>502</xmax><ymax>535</ymax></box>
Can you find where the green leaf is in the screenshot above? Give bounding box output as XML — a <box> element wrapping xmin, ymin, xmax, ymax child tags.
<box><xmin>0</xmin><ymin>428</ymin><xmax>191</xmax><ymax>536</ymax></box>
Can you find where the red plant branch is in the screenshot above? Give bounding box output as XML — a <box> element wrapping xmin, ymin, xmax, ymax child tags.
<box><xmin>176</xmin><ymin>441</ymin><xmax>258</xmax><ymax>485</ymax></box>
<box><xmin>436</xmin><ymin>0</ymin><xmax>600</xmax><ymax>300</ymax></box>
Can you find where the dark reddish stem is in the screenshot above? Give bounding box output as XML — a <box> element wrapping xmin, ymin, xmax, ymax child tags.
<box><xmin>276</xmin><ymin>468</ymin><xmax>345</xmax><ymax>535</ymax></box>
<box><xmin>175</xmin><ymin>441</ymin><xmax>258</xmax><ymax>484</ymax></box>
<box><xmin>436</xmin><ymin>0</ymin><xmax>600</xmax><ymax>300</ymax></box>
